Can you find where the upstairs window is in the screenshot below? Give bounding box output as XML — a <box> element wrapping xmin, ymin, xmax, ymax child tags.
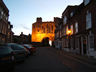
<box><xmin>63</xmin><ymin>16</ymin><xmax>67</xmax><ymax>25</ymax></box>
<box><xmin>70</xmin><ymin>12</ymin><xmax>74</xmax><ymax>17</ymax></box>
<box><xmin>37</xmin><ymin>24</ymin><xmax>40</xmax><ymax>28</ymax></box>
<box><xmin>0</xmin><ymin>11</ymin><xmax>1</xmax><ymax>18</ymax></box>
<box><xmin>48</xmin><ymin>27</ymin><xmax>51</xmax><ymax>33</ymax></box>
<box><xmin>33</xmin><ymin>25</ymin><xmax>35</xmax><ymax>28</ymax></box>
<box><xmin>43</xmin><ymin>27</ymin><xmax>45</xmax><ymax>33</ymax></box>
<box><xmin>86</xmin><ymin>11</ymin><xmax>92</xmax><ymax>29</ymax></box>
<box><xmin>8</xmin><ymin>25</ymin><xmax>10</xmax><ymax>29</ymax></box>
<box><xmin>64</xmin><ymin>27</ymin><xmax>66</xmax><ymax>35</ymax></box>
<box><xmin>1</xmin><ymin>11</ymin><xmax>3</xmax><ymax>15</ymax></box>
<box><xmin>47</xmin><ymin>24</ymin><xmax>48</xmax><ymax>29</ymax></box>
<box><xmin>6</xmin><ymin>17</ymin><xmax>8</xmax><ymax>21</ymax></box>
<box><xmin>0</xmin><ymin>25</ymin><xmax>1</xmax><ymax>33</ymax></box>
<box><xmin>70</xmin><ymin>25</ymin><xmax>73</xmax><ymax>35</ymax></box>
<box><xmin>66</xmin><ymin>26</ymin><xmax>68</xmax><ymax>35</ymax></box>
<box><xmin>0</xmin><ymin>11</ymin><xmax>2</xmax><ymax>19</ymax></box>
<box><xmin>84</xmin><ymin>0</ymin><xmax>90</xmax><ymax>5</ymax></box>
<box><xmin>51</xmin><ymin>25</ymin><xmax>53</xmax><ymax>32</ymax></box>
<box><xmin>75</xmin><ymin>22</ymin><xmax>78</xmax><ymax>33</ymax></box>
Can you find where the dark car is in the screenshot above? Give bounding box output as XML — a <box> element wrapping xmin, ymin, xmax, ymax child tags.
<box><xmin>7</xmin><ymin>43</ymin><xmax>27</xmax><ymax>62</ymax></box>
<box><xmin>0</xmin><ymin>44</ymin><xmax>15</xmax><ymax>72</ymax></box>
<box><xmin>23</xmin><ymin>44</ymin><xmax>37</xmax><ymax>55</ymax></box>
<box><xmin>21</xmin><ymin>45</ymin><xmax>30</xmax><ymax>56</ymax></box>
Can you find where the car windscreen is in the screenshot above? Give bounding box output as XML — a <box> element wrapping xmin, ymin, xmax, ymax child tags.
<box><xmin>0</xmin><ymin>46</ymin><xmax>12</xmax><ymax>55</ymax></box>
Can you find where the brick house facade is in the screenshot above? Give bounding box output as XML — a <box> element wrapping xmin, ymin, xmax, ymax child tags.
<box><xmin>54</xmin><ymin>0</ymin><xmax>96</xmax><ymax>57</ymax></box>
<box><xmin>0</xmin><ymin>0</ymin><xmax>9</xmax><ymax>43</ymax></box>
<box><xmin>0</xmin><ymin>0</ymin><xmax>13</xmax><ymax>43</ymax></box>
<box><xmin>54</xmin><ymin>17</ymin><xmax>62</xmax><ymax>49</ymax></box>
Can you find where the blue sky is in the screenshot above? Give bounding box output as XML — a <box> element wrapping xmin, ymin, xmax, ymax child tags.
<box><xmin>3</xmin><ymin>0</ymin><xmax>83</xmax><ymax>35</ymax></box>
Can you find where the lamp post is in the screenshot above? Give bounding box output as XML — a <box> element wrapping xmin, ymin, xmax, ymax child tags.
<box><xmin>66</xmin><ymin>29</ymin><xmax>72</xmax><ymax>50</ymax></box>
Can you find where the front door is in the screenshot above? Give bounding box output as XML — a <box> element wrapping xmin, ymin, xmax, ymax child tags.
<box><xmin>83</xmin><ymin>36</ymin><xmax>87</xmax><ymax>55</ymax></box>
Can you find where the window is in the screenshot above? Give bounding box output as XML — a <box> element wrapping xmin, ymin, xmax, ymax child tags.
<box><xmin>70</xmin><ymin>12</ymin><xmax>74</xmax><ymax>17</ymax></box>
<box><xmin>33</xmin><ymin>25</ymin><xmax>36</xmax><ymax>28</ymax></box>
<box><xmin>61</xmin><ymin>28</ymin><xmax>63</xmax><ymax>36</ymax></box>
<box><xmin>63</xmin><ymin>16</ymin><xmax>67</xmax><ymax>25</ymax></box>
<box><xmin>1</xmin><ymin>11</ymin><xmax>3</xmax><ymax>15</ymax></box>
<box><xmin>66</xmin><ymin>26</ymin><xmax>68</xmax><ymax>35</ymax></box>
<box><xmin>51</xmin><ymin>25</ymin><xmax>53</xmax><ymax>33</ymax></box>
<box><xmin>0</xmin><ymin>24</ymin><xmax>1</xmax><ymax>33</ymax></box>
<box><xmin>47</xmin><ymin>24</ymin><xmax>48</xmax><ymax>28</ymax></box>
<box><xmin>4</xmin><ymin>27</ymin><xmax>6</xmax><ymax>34</ymax></box>
<box><xmin>0</xmin><ymin>11</ymin><xmax>1</xmax><ymax>19</ymax></box>
<box><xmin>84</xmin><ymin>0</ymin><xmax>90</xmax><ymax>5</ymax></box>
<box><xmin>70</xmin><ymin>25</ymin><xmax>73</xmax><ymax>35</ymax></box>
<box><xmin>38</xmin><ymin>24</ymin><xmax>40</xmax><ymax>28</ymax></box>
<box><xmin>1</xmin><ymin>24</ymin><xmax>3</xmax><ymax>33</ymax></box>
<box><xmin>0</xmin><ymin>10</ymin><xmax>3</xmax><ymax>19</ymax></box>
<box><xmin>41</xmin><ymin>26</ymin><xmax>44</xmax><ymax>33</ymax></box>
<box><xmin>0</xmin><ymin>26</ymin><xmax>1</xmax><ymax>33</ymax></box>
<box><xmin>43</xmin><ymin>27</ymin><xmax>45</xmax><ymax>33</ymax></box>
<box><xmin>75</xmin><ymin>22</ymin><xmax>78</xmax><ymax>33</ymax></box>
<box><xmin>64</xmin><ymin>27</ymin><xmax>66</xmax><ymax>35</ymax></box>
<box><xmin>8</xmin><ymin>25</ymin><xmax>10</xmax><ymax>29</ymax></box>
<box><xmin>32</xmin><ymin>25</ymin><xmax>34</xmax><ymax>28</ymax></box>
<box><xmin>2</xmin><ymin>25</ymin><xmax>4</xmax><ymax>34</ymax></box>
<box><xmin>86</xmin><ymin>11</ymin><xmax>92</xmax><ymax>29</ymax></box>
<box><xmin>49</xmin><ymin>27</ymin><xmax>50</xmax><ymax>33</ymax></box>
<box><xmin>6</xmin><ymin>17</ymin><xmax>8</xmax><ymax>20</ymax></box>
<box><xmin>89</xmin><ymin>34</ymin><xmax>94</xmax><ymax>48</ymax></box>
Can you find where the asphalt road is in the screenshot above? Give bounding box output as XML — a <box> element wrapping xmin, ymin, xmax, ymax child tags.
<box><xmin>14</xmin><ymin>47</ymin><xmax>96</xmax><ymax>72</ymax></box>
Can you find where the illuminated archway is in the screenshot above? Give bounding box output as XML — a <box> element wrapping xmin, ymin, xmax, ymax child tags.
<box><xmin>41</xmin><ymin>37</ymin><xmax>50</xmax><ymax>46</ymax></box>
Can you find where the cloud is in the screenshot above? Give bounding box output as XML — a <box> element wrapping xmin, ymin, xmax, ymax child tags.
<box><xmin>12</xmin><ymin>24</ymin><xmax>32</xmax><ymax>35</ymax></box>
<box><xmin>20</xmin><ymin>24</ymin><xmax>31</xmax><ymax>30</ymax></box>
<box><xmin>13</xmin><ymin>27</ymin><xmax>31</xmax><ymax>35</ymax></box>
<box><xmin>22</xmin><ymin>25</ymin><xmax>30</xmax><ymax>30</ymax></box>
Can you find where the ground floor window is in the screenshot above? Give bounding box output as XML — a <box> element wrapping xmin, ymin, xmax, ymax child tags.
<box><xmin>70</xmin><ymin>38</ymin><xmax>74</xmax><ymax>49</ymax></box>
<box><xmin>89</xmin><ymin>34</ymin><xmax>94</xmax><ymax>48</ymax></box>
<box><xmin>75</xmin><ymin>37</ymin><xmax>79</xmax><ymax>49</ymax></box>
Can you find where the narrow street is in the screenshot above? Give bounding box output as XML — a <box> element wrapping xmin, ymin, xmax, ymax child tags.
<box><xmin>14</xmin><ymin>47</ymin><xmax>96</xmax><ymax>72</ymax></box>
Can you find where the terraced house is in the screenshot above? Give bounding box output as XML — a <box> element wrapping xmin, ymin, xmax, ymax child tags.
<box><xmin>54</xmin><ymin>17</ymin><xmax>62</xmax><ymax>49</ymax></box>
<box><xmin>0</xmin><ymin>0</ymin><xmax>13</xmax><ymax>43</ymax></box>
<box><xmin>54</xmin><ymin>0</ymin><xmax>96</xmax><ymax>58</ymax></box>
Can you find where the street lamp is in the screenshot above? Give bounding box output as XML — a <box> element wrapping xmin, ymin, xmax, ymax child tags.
<box><xmin>66</xmin><ymin>29</ymin><xmax>72</xmax><ymax>49</ymax></box>
<box><xmin>66</xmin><ymin>29</ymin><xmax>72</xmax><ymax>36</ymax></box>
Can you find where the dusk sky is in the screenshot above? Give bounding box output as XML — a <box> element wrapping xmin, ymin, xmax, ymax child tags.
<box><xmin>3</xmin><ymin>0</ymin><xmax>83</xmax><ymax>35</ymax></box>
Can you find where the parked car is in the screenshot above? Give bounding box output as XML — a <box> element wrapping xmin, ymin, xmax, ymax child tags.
<box><xmin>21</xmin><ymin>45</ymin><xmax>30</xmax><ymax>57</ymax></box>
<box><xmin>0</xmin><ymin>44</ymin><xmax>15</xmax><ymax>72</ymax></box>
<box><xmin>7</xmin><ymin>43</ymin><xmax>27</xmax><ymax>62</ymax></box>
<box><xmin>23</xmin><ymin>44</ymin><xmax>37</xmax><ymax>55</ymax></box>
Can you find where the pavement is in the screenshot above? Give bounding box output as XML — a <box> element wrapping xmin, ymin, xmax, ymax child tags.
<box><xmin>51</xmin><ymin>47</ymin><xmax>96</xmax><ymax>66</ymax></box>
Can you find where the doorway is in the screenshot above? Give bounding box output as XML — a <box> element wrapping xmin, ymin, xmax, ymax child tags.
<box><xmin>82</xmin><ymin>36</ymin><xmax>87</xmax><ymax>55</ymax></box>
